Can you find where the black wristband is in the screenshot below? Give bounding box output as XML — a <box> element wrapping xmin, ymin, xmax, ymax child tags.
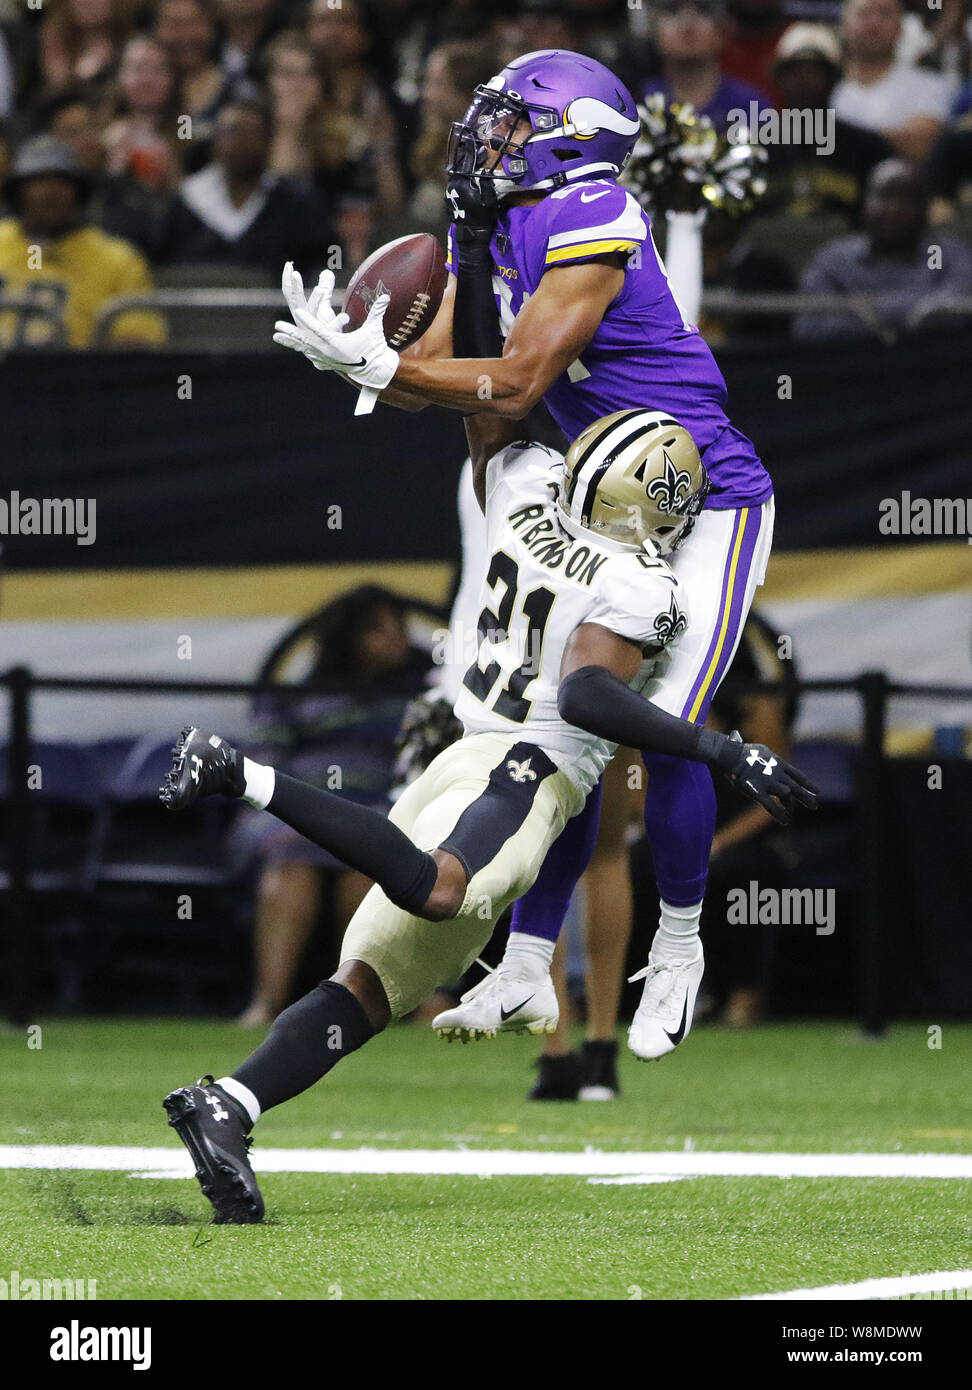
<box><xmin>696</xmin><ymin>725</ymin><xmax>733</xmax><ymax>769</ymax></box>
<box><xmin>454</xmin><ymin>226</ymin><xmax>494</xmax><ymax>256</ymax></box>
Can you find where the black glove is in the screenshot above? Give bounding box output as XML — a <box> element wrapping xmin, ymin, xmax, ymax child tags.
<box><xmin>706</xmin><ymin>729</ymin><xmax>819</xmax><ymax>826</ymax></box>
<box><xmin>446</xmin><ymin>173</ymin><xmax>499</xmax><ymax>256</ymax></box>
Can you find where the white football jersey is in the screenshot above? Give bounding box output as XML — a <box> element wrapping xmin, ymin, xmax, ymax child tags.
<box><xmin>453</xmin><ymin>442</ymin><xmax>689</xmax><ymax>798</ymax></box>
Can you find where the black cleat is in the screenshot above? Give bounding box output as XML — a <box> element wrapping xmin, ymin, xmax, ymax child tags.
<box><xmin>578</xmin><ymin>1038</ymin><xmax>620</xmax><ymax>1101</ymax></box>
<box><xmin>163</xmin><ymin>1076</ymin><xmax>265</xmax><ymax>1224</ymax></box>
<box><xmin>527</xmin><ymin>1052</ymin><xmax>581</xmax><ymax>1102</ymax></box>
<box><xmin>159</xmin><ymin>726</ymin><xmax>244</xmax><ymax>811</ymax></box>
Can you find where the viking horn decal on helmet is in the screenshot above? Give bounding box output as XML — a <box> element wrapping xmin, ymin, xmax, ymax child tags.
<box><xmin>563</xmin><ymin>97</ymin><xmax>642</xmax><ymax>138</ymax></box>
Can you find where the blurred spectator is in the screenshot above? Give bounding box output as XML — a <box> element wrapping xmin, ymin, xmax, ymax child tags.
<box><xmin>564</xmin><ymin>0</ymin><xmax>630</xmax><ymax>69</ymax></box>
<box><xmin>155</xmin><ymin>0</ymin><xmax>230</xmax><ymax>150</ymax></box>
<box><xmin>39</xmin><ymin>0</ymin><xmax>136</xmax><ymax>96</ymax></box>
<box><xmin>214</xmin><ymin>0</ymin><xmax>282</xmax><ymax>84</ymax></box>
<box><xmin>0</xmin><ymin>117</ymin><xmax>11</xmax><ymax>185</ymax></box>
<box><xmin>158</xmin><ymin>96</ymin><xmax>336</xmax><ymax>279</ymax></box>
<box><xmin>895</xmin><ymin>0</ymin><xmax>966</xmax><ymax>74</ymax></box>
<box><xmin>697</xmin><ymin>611</ymin><xmax>798</xmax><ymax>1027</ymax></box>
<box><xmin>0</xmin><ymin>21</ymin><xmax>15</xmax><ymax>118</ymax></box>
<box><xmin>492</xmin><ymin>1</ymin><xmax>576</xmax><ymax>71</ymax></box>
<box><xmin>794</xmin><ymin>157</ymin><xmax>972</xmax><ymax>337</ymax></box>
<box><xmin>235</xmin><ymin>585</ymin><xmax>433</xmax><ymax>1029</ymax></box>
<box><xmin>0</xmin><ymin>134</ymin><xmax>164</xmax><ymax>346</ymax></box>
<box><xmin>530</xmin><ymin>746</ymin><xmax>643</xmax><ymax>1103</ymax></box>
<box><xmin>103</xmin><ymin>34</ymin><xmax>182</xmax><ymax>197</ymax></box>
<box><xmin>407</xmin><ymin>39</ymin><xmax>497</xmax><ymax>240</ymax></box>
<box><xmin>645</xmin><ymin>0</ymin><xmax>774</xmax><ymax>134</ymax></box>
<box><xmin>833</xmin><ymin>0</ymin><xmax>951</xmax><ymax>161</ymax></box>
<box><xmin>762</xmin><ymin>22</ymin><xmax>891</xmax><ymax>223</ymax></box>
<box><xmin>34</xmin><ymin>87</ymin><xmax>166</xmax><ymax>257</ymax></box>
<box><xmin>263</xmin><ymin>29</ymin><xmax>323</xmax><ymax>178</ymax></box>
<box><xmin>373</xmin><ymin>0</ymin><xmax>445</xmax><ymax>108</ymax></box>
<box><xmin>721</xmin><ymin>0</ymin><xmax>788</xmax><ymax>104</ymax></box>
<box><xmin>781</xmin><ymin>0</ymin><xmax>843</xmax><ymax>21</ymax></box>
<box><xmin>927</xmin><ymin>110</ymin><xmax>972</xmax><ymax>223</ymax></box>
<box><xmin>700</xmin><ymin>209</ymin><xmax>796</xmax><ymax>341</ymax></box>
<box><xmin>305</xmin><ymin>0</ymin><xmax>406</xmax><ymax>267</ymax></box>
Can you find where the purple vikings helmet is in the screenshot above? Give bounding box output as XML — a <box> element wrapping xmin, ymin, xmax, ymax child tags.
<box><xmin>446</xmin><ymin>49</ymin><xmax>641</xmax><ymax>195</ymax></box>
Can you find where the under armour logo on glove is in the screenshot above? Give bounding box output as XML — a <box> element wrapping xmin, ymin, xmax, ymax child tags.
<box><xmin>189</xmin><ymin>753</ymin><xmax>202</xmax><ymax>784</ymax></box>
<box><xmin>713</xmin><ymin>730</ymin><xmax>818</xmax><ymax>826</ymax></box>
<box><xmin>746</xmin><ymin>748</ymin><xmax>778</xmax><ymax>777</ymax></box>
<box><xmin>445</xmin><ymin>174</ymin><xmax>499</xmax><ymax>242</ymax></box>
<box><xmin>206</xmin><ymin>1093</ymin><xmax>228</xmax><ymax>1123</ymax></box>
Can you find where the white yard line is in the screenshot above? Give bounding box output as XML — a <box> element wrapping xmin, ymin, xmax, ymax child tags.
<box><xmin>743</xmin><ymin>1270</ymin><xmax>972</xmax><ymax>1301</ymax></box>
<box><xmin>0</xmin><ymin>1145</ymin><xmax>970</xmax><ymax>1179</ymax></box>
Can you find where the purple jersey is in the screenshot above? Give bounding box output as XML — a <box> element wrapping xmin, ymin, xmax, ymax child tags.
<box><xmin>447</xmin><ymin>180</ymin><xmax>772</xmax><ymax>509</ymax></box>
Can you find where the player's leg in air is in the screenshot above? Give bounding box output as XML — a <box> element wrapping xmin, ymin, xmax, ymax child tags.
<box><xmin>158</xmin><ymin>722</ymin><xmax>582</xmax><ymax>1222</ymax></box>
<box><xmin>626</xmin><ymin>495</ymin><xmax>775</xmax><ymax>1059</ymax></box>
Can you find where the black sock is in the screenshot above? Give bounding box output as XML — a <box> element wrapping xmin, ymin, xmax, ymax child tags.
<box><xmin>266</xmin><ymin>772</ymin><xmax>438</xmax><ymax>913</ymax></box>
<box><xmin>232</xmin><ymin>980</ymin><xmax>375</xmax><ymax>1116</ymax></box>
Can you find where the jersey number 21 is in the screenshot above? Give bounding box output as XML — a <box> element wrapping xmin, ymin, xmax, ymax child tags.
<box><xmin>463</xmin><ymin>551</ymin><xmax>556</xmax><ymax>724</ymax></box>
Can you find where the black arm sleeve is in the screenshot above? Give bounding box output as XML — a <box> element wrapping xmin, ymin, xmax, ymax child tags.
<box><xmin>452</xmin><ymin>238</ymin><xmax>504</xmax><ymax>361</ymax></box>
<box><xmin>557</xmin><ymin>665</ymin><xmax>730</xmax><ymax>767</ymax></box>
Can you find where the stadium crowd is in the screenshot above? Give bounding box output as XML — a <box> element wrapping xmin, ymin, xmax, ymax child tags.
<box><xmin>0</xmin><ymin>0</ymin><xmax>970</xmax><ymax>342</ymax></box>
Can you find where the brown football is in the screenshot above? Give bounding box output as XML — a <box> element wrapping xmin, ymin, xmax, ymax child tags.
<box><xmin>342</xmin><ymin>233</ymin><xmax>447</xmax><ymax>351</ymax></box>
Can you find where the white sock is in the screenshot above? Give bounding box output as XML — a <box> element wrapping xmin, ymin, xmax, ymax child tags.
<box><xmin>242</xmin><ymin>757</ymin><xmax>275</xmax><ymax>810</ymax></box>
<box><xmin>215</xmin><ymin>1076</ymin><xmax>261</xmax><ymax>1127</ymax></box>
<box><xmin>651</xmin><ymin>900</ymin><xmax>702</xmax><ymax>966</ymax></box>
<box><xmin>503</xmin><ymin>932</ymin><xmax>555</xmax><ymax>981</ymax></box>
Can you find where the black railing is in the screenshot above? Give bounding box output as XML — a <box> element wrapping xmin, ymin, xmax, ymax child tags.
<box><xmin>2</xmin><ymin>666</ymin><xmax>970</xmax><ymax>1032</ymax></box>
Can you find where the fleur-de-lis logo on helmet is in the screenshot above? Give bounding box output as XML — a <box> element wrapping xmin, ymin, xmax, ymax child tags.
<box><xmin>646</xmin><ymin>448</ymin><xmax>693</xmax><ymax>515</ymax></box>
<box><xmin>652</xmin><ymin>591</ymin><xmax>688</xmax><ymax>646</ymax></box>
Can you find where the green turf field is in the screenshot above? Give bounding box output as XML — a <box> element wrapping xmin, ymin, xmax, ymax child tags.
<box><xmin>1</xmin><ymin>1019</ymin><xmax>970</xmax><ymax>1300</ymax></box>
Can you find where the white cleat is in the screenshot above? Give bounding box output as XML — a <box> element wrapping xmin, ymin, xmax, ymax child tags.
<box><xmin>627</xmin><ymin>947</ymin><xmax>704</xmax><ymax>1062</ymax></box>
<box><xmin>432</xmin><ymin>961</ymin><xmax>559</xmax><ymax>1042</ymax></box>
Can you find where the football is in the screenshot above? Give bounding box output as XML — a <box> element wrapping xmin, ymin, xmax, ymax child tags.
<box><xmin>342</xmin><ymin>232</ymin><xmax>447</xmax><ymax>351</ymax></box>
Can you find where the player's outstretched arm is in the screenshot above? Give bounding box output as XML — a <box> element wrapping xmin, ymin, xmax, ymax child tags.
<box><xmin>391</xmin><ymin>258</ymin><xmax>624</xmax><ymax>417</ymax></box>
<box><xmin>558</xmin><ymin>623</ymin><xmax>818</xmax><ymax>826</ymax></box>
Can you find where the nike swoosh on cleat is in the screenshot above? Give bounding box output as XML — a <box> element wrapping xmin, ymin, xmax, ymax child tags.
<box><xmin>499</xmin><ymin>995</ymin><xmax>535</xmax><ymax>1021</ymax></box>
<box><xmin>664</xmin><ymin>997</ymin><xmax>689</xmax><ymax>1046</ymax></box>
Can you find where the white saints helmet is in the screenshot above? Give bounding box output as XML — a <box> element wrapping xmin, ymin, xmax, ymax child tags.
<box><xmin>558</xmin><ymin>408</ymin><xmax>710</xmax><ymax>556</ymax></box>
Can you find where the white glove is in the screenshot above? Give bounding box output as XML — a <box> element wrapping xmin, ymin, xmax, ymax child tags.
<box><xmin>273</xmin><ymin>266</ymin><xmax>399</xmax><ymax>391</ymax></box>
<box><xmin>274</xmin><ymin>263</ymin><xmax>345</xmax><ymax>372</ymax></box>
<box><xmin>283</xmin><ymin>261</ymin><xmax>334</xmax><ymax>324</ymax></box>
